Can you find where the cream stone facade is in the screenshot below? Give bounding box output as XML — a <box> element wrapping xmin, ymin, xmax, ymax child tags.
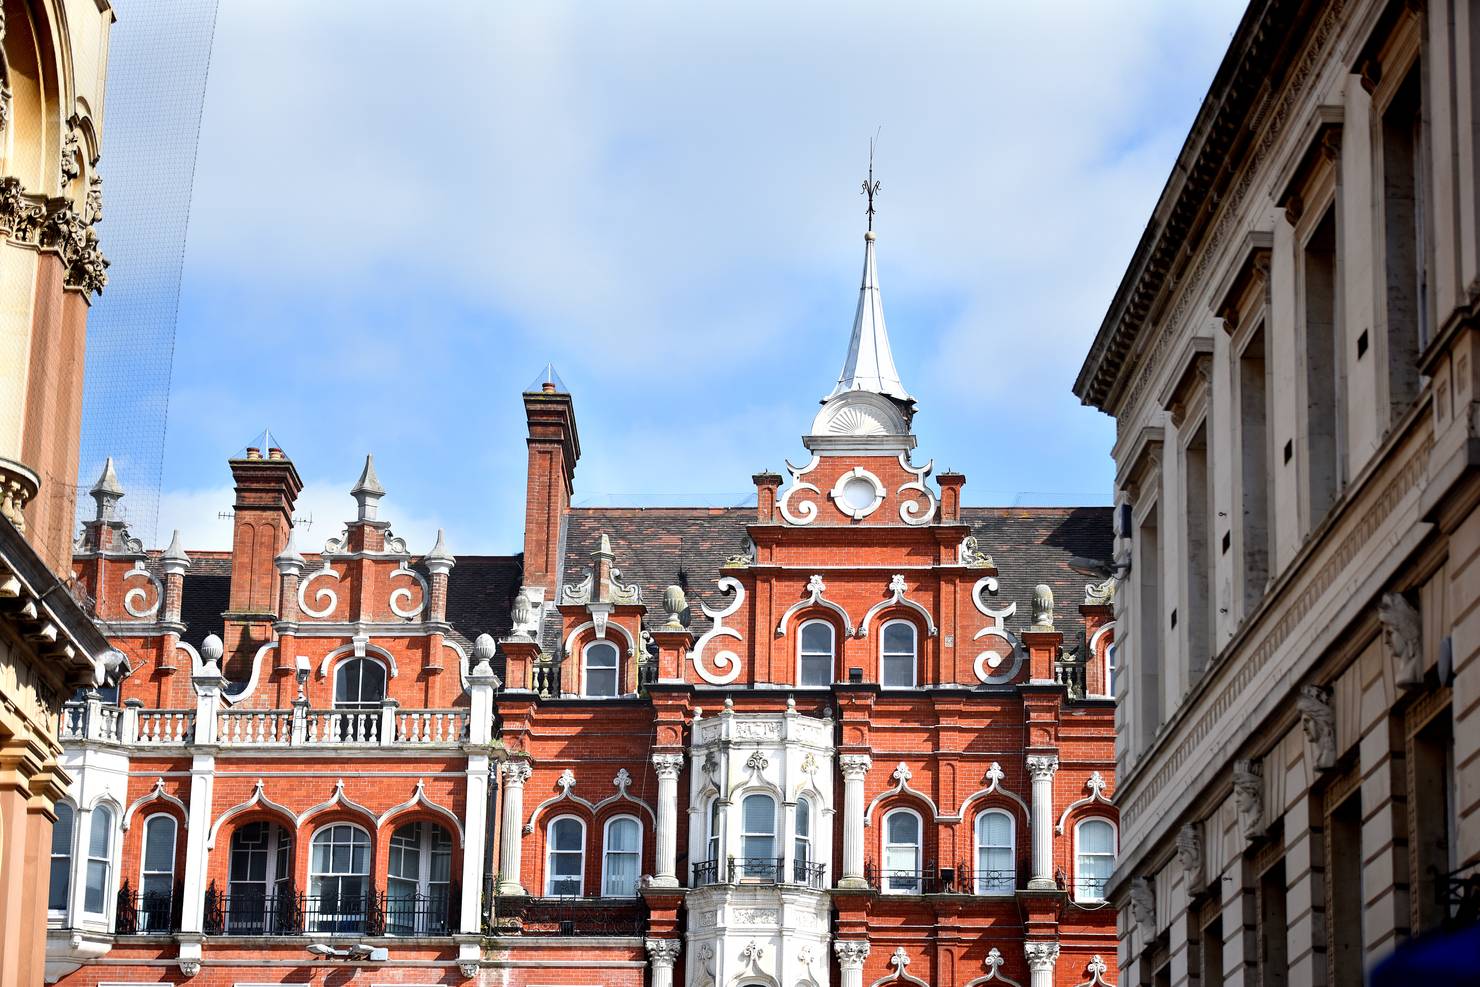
<box><xmin>0</xmin><ymin>0</ymin><xmax>116</xmax><ymax>981</ymax></box>
<box><xmin>1076</xmin><ymin>0</ymin><xmax>1480</xmax><ymax>983</ymax></box>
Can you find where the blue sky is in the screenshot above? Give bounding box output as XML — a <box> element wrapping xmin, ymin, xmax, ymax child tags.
<box><xmin>139</xmin><ymin>1</ymin><xmax>1247</xmax><ymax>556</ymax></box>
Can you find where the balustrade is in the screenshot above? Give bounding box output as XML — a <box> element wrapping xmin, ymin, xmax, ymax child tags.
<box><xmin>60</xmin><ymin>702</ymin><xmax>467</xmax><ymax>748</ymax></box>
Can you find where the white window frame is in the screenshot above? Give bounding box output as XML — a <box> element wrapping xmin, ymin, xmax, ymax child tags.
<box><xmin>973</xmin><ymin>809</ymin><xmax>1015</xmax><ymax>895</ymax></box>
<box><xmin>1074</xmin><ymin>817</ymin><xmax>1118</xmax><ymax>903</ymax></box>
<box><xmin>386</xmin><ymin>820</ymin><xmax>454</xmax><ymax>934</ymax></box>
<box><xmin>601</xmin><ymin>815</ymin><xmax>642</xmax><ymax>898</ymax></box>
<box><xmin>333</xmin><ymin>656</ymin><xmax>388</xmax><ymax>709</ymax></box>
<box><xmin>881</xmin><ymin>807</ymin><xmax>922</xmax><ymax>894</ymax></box>
<box><xmin>880</xmin><ymin>619</ymin><xmax>918</xmax><ymax>687</ymax></box>
<box><xmin>582</xmin><ymin>641</ymin><xmax>621</xmax><ymax>698</ymax></box>
<box><xmin>308</xmin><ymin>823</ymin><xmax>373</xmax><ymax>933</ymax></box>
<box><xmin>739</xmin><ymin>793</ymin><xmax>777</xmax><ymax>880</ymax></box>
<box><xmin>797</xmin><ymin>619</ymin><xmax>835</xmax><ymax>687</ymax></box>
<box><xmin>226</xmin><ymin>819</ymin><xmax>294</xmax><ymax>934</ymax></box>
<box><xmin>706</xmin><ymin>798</ymin><xmax>722</xmax><ymax>866</ymax></box>
<box><xmin>794</xmin><ymin>796</ymin><xmax>814</xmax><ymax>883</ymax></box>
<box><xmin>545</xmin><ymin>815</ymin><xmax>586</xmax><ymax>896</ymax></box>
<box><xmin>139</xmin><ymin>813</ymin><xmax>179</xmax><ymax>931</ymax></box>
<box><xmin>49</xmin><ymin>801</ymin><xmax>76</xmax><ymax>916</ymax></box>
<box><xmin>83</xmin><ymin>804</ymin><xmax>116</xmax><ymax>916</ymax></box>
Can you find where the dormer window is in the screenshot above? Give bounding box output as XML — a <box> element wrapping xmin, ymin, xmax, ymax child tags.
<box><xmin>583</xmin><ymin>641</ymin><xmax>620</xmax><ymax>697</ymax></box>
<box><xmin>798</xmin><ymin>620</ymin><xmax>834</xmax><ymax>687</ymax></box>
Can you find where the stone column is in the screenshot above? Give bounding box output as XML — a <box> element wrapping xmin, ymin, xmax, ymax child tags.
<box><xmin>835</xmin><ymin>940</ymin><xmax>871</xmax><ymax>987</ymax></box>
<box><xmin>497</xmin><ymin>760</ymin><xmax>532</xmax><ymax>895</ymax></box>
<box><xmin>651</xmin><ymin>753</ymin><xmax>684</xmax><ymax>887</ymax></box>
<box><xmin>1024</xmin><ymin>941</ymin><xmax>1059</xmax><ymax>987</ymax></box>
<box><xmin>839</xmin><ymin>754</ymin><xmax>872</xmax><ymax>888</ymax></box>
<box><xmin>646</xmin><ymin>938</ymin><xmax>681</xmax><ymax>987</ymax></box>
<box><xmin>1026</xmin><ymin>754</ymin><xmax>1058</xmax><ymax>889</ymax></box>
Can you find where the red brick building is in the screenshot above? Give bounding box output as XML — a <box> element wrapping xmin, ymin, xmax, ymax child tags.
<box><xmin>48</xmin><ymin>230</ymin><xmax>1118</xmax><ymax>986</ymax></box>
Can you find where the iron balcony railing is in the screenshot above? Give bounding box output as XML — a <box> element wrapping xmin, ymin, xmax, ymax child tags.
<box><xmin>864</xmin><ymin>859</ymin><xmax>1019</xmax><ymax>896</ymax></box>
<box><xmin>728</xmin><ymin>856</ymin><xmax>784</xmax><ymax>883</ymax></box>
<box><xmin>792</xmin><ymin>859</ymin><xmax>826</xmax><ymax>888</ymax></box>
<box><xmin>202</xmin><ymin>882</ymin><xmax>459</xmax><ymax>937</ymax></box>
<box><xmin>489</xmin><ymin>894</ymin><xmax>648</xmax><ymax>937</ymax></box>
<box><xmin>690</xmin><ymin>857</ymin><xmax>826</xmax><ymax>889</ymax></box>
<box><xmin>114</xmin><ymin>880</ymin><xmax>183</xmax><ymax>935</ymax></box>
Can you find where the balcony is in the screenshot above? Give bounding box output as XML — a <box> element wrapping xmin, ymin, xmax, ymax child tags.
<box><xmin>115</xmin><ymin>880</ymin><xmax>183</xmax><ymax>935</ymax></box>
<box><xmin>864</xmin><ymin>860</ymin><xmax>1017</xmax><ymax>896</ymax></box>
<box><xmin>59</xmin><ymin>700</ymin><xmax>469</xmax><ymax>748</ymax></box>
<box><xmin>202</xmin><ymin>883</ymin><xmax>458</xmax><ymax>937</ymax></box>
<box><xmin>1054</xmin><ymin>658</ymin><xmax>1086</xmax><ymax>699</ymax></box>
<box><xmin>488</xmin><ymin>894</ymin><xmax>647</xmax><ymax>937</ymax></box>
<box><xmin>690</xmin><ymin>857</ymin><xmax>827</xmax><ymax>890</ymax></box>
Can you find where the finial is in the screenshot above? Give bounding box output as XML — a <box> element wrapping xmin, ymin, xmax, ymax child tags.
<box><xmin>425</xmin><ymin>528</ymin><xmax>453</xmax><ymax>563</ymax></box>
<box><xmin>350</xmin><ymin>454</ymin><xmax>385</xmax><ymax>521</ymax></box>
<box><xmin>90</xmin><ymin>457</ymin><xmax>124</xmax><ymax>520</ymax></box>
<box><xmin>161</xmin><ymin>529</ymin><xmax>191</xmax><ymax>572</ymax></box>
<box><xmin>861</xmin><ymin>129</ymin><xmax>881</xmax><ymax>233</ymax></box>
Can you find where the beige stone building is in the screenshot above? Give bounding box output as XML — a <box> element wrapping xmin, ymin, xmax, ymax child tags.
<box><xmin>0</xmin><ymin>0</ymin><xmax>117</xmax><ymax>982</ymax></box>
<box><xmin>1075</xmin><ymin>0</ymin><xmax>1480</xmax><ymax>983</ymax></box>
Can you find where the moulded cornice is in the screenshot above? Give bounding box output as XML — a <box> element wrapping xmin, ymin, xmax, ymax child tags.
<box><xmin>1155</xmin><ymin>335</ymin><xmax>1214</xmax><ymax>423</ymax></box>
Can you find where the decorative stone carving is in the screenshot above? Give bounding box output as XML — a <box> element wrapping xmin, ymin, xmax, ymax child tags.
<box><xmin>1031</xmin><ymin>584</ymin><xmax>1054</xmax><ymax>629</ymax></box>
<box><xmin>1082</xmin><ymin>955</ymin><xmax>1111</xmax><ymax>986</ymax></box>
<box><xmin>1379</xmin><ymin>591</ymin><xmax>1422</xmax><ymax>687</ymax></box>
<box><xmin>1023</xmin><ymin>941</ymin><xmax>1060</xmax><ymax>972</ymax></box>
<box><xmin>60</xmin><ymin>126</ymin><xmax>82</xmax><ymax>188</ymax></box>
<box><xmin>510</xmin><ymin>590</ymin><xmax>537</xmax><ymax>639</ymax></box>
<box><xmin>1084</xmin><ymin>577</ymin><xmax>1116</xmax><ymax>606</ymax></box>
<box><xmin>1175</xmin><ymin>823</ymin><xmax>1203</xmax><ymax>888</ymax></box>
<box><xmin>645</xmin><ymin>938</ymin><xmax>682</xmax><ymax>965</ymax></box>
<box><xmin>1025</xmin><ymin>754</ymin><xmax>1058</xmax><ymax>781</ymax></box>
<box><xmin>652</xmin><ymin>752</ymin><xmax>683</xmax><ymax>779</ymax></box>
<box><xmin>661</xmin><ymin>584</ymin><xmax>687</xmax><ymax>628</ymax></box>
<box><xmin>1233</xmin><ymin>758</ymin><xmax>1264</xmax><ymax>842</ymax></box>
<box><xmin>840</xmin><ymin>754</ymin><xmax>872</xmax><ymax>780</ymax></box>
<box><xmin>1129</xmin><ymin>876</ymin><xmax>1155</xmax><ymax>934</ymax></box>
<box><xmin>501</xmin><ymin>760</ymin><xmax>533</xmax><ymax>785</ymax></box>
<box><xmin>834</xmin><ymin>940</ymin><xmax>871</xmax><ymax>969</ymax></box>
<box><xmin>1297</xmin><ymin>684</ymin><xmax>1335</xmax><ymax>771</ymax></box>
<box><xmin>738</xmin><ymin>940</ymin><xmax>767</xmax><ymax>977</ymax></box>
<box><xmin>86</xmin><ymin>175</ymin><xmax>103</xmax><ymax>223</ymax></box>
<box><xmin>722</xmin><ymin>536</ymin><xmax>755</xmax><ymax>568</ymax></box>
<box><xmin>692</xmin><ymin>576</ymin><xmax>745</xmax><ymax>685</ymax></box>
<box><xmin>177</xmin><ymin>958</ymin><xmax>201</xmax><ymax>978</ymax></box>
<box><xmin>959</xmin><ymin>534</ymin><xmax>994</xmax><ymax>568</ymax></box>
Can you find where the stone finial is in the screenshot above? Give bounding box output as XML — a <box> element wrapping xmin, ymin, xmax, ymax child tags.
<box><xmin>350</xmin><ymin>454</ymin><xmax>386</xmax><ymax>521</ymax></box>
<box><xmin>90</xmin><ymin>457</ymin><xmax>125</xmax><ymax>520</ymax></box>
<box><xmin>1031</xmin><ymin>584</ymin><xmax>1055</xmax><ymax>629</ymax></box>
<box><xmin>473</xmin><ymin>633</ymin><xmax>497</xmax><ymax>671</ymax></box>
<box><xmin>161</xmin><ymin>529</ymin><xmax>191</xmax><ymax>571</ymax></box>
<box><xmin>595</xmin><ymin>533</ymin><xmax>613</xmax><ymax>559</ymax></box>
<box><xmin>424</xmin><ymin>528</ymin><xmax>455</xmax><ymax>575</ymax></box>
<box><xmin>200</xmin><ymin>633</ymin><xmax>224</xmax><ymax>670</ymax></box>
<box><xmin>274</xmin><ymin>529</ymin><xmax>305</xmax><ymax>572</ymax></box>
<box><xmin>661</xmin><ymin>585</ymin><xmax>687</xmax><ymax>629</ymax></box>
<box><xmin>510</xmin><ymin>590</ymin><xmax>537</xmax><ymax>639</ymax></box>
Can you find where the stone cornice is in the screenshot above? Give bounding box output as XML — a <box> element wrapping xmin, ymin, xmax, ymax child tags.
<box><xmin>0</xmin><ymin>176</ymin><xmax>107</xmax><ymax>296</ymax></box>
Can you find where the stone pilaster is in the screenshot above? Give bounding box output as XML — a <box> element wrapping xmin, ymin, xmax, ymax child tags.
<box><xmin>835</xmin><ymin>940</ymin><xmax>870</xmax><ymax>987</ymax></box>
<box><xmin>1026</xmin><ymin>754</ymin><xmax>1058</xmax><ymax>888</ymax></box>
<box><xmin>839</xmin><ymin>754</ymin><xmax>871</xmax><ymax>888</ymax></box>
<box><xmin>497</xmin><ymin>760</ymin><xmax>532</xmax><ymax>895</ymax></box>
<box><xmin>646</xmin><ymin>938</ymin><xmax>681</xmax><ymax>987</ymax></box>
<box><xmin>651</xmin><ymin>753</ymin><xmax>683</xmax><ymax>887</ymax></box>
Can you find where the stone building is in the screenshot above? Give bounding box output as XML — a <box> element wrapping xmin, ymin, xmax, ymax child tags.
<box><xmin>1074</xmin><ymin>0</ymin><xmax>1480</xmax><ymax>983</ymax></box>
<box><xmin>49</xmin><ymin>228</ymin><xmax>1120</xmax><ymax>984</ymax></box>
<box><xmin>0</xmin><ymin>1</ymin><xmax>117</xmax><ymax>983</ymax></box>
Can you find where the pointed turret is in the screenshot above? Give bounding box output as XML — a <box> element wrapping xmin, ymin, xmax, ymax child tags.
<box><xmin>827</xmin><ymin>230</ymin><xmax>913</xmax><ymax>406</ymax></box>
<box><xmin>161</xmin><ymin>529</ymin><xmax>190</xmax><ymax>567</ymax></box>
<box><xmin>350</xmin><ymin>454</ymin><xmax>386</xmax><ymax>521</ymax></box>
<box><xmin>89</xmin><ymin>457</ymin><xmax>124</xmax><ymax>521</ymax></box>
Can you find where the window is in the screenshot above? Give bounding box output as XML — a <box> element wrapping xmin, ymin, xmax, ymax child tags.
<box><xmin>1258</xmin><ymin>858</ymin><xmax>1289</xmax><ymax>987</ymax></box>
<box><xmin>1105</xmin><ymin>642</ymin><xmax>1118</xmax><ymax>699</ymax></box>
<box><xmin>1075</xmin><ymin>818</ymin><xmax>1116</xmax><ymax>902</ymax></box>
<box><xmin>309</xmin><ymin>824</ymin><xmax>372</xmax><ymax>933</ymax></box>
<box><xmin>387</xmin><ymin>821</ymin><xmax>453</xmax><ymax>934</ymax></box>
<box><xmin>882</xmin><ymin>808</ymin><xmax>922</xmax><ymax>893</ymax></box>
<box><xmin>583</xmin><ymin>641</ymin><xmax>619</xmax><ymax>698</ymax></box>
<box><xmin>49</xmin><ymin>802</ymin><xmax>74</xmax><ymax>912</ymax></box>
<box><xmin>1136</xmin><ymin>503</ymin><xmax>1164</xmax><ymax>752</ymax></box>
<box><xmin>739</xmin><ymin>793</ymin><xmax>777</xmax><ymax>879</ymax></box>
<box><xmin>798</xmin><ymin>620</ymin><xmax>834</xmax><ymax>687</ymax></box>
<box><xmin>602</xmin><ymin>816</ymin><xmax>641</xmax><ymax>897</ymax></box>
<box><xmin>139</xmin><ymin>814</ymin><xmax>178</xmax><ymax>932</ymax></box>
<box><xmin>1238</xmin><ymin>325</ymin><xmax>1272</xmax><ymax>610</ymax></box>
<box><xmin>227</xmin><ymin>820</ymin><xmax>293</xmax><ymax>933</ymax></box>
<box><xmin>793</xmin><ymin>797</ymin><xmax>813</xmax><ymax>883</ymax></box>
<box><xmin>546</xmin><ymin>816</ymin><xmax>585</xmax><ymax>896</ymax></box>
<box><xmin>881</xmin><ymin>620</ymin><xmax>917</xmax><ymax>687</ymax></box>
<box><xmin>1184</xmin><ymin>421</ymin><xmax>1213</xmax><ymax>683</ymax></box>
<box><xmin>1301</xmin><ymin>205</ymin><xmax>1342</xmax><ymax>530</ymax></box>
<box><xmin>84</xmin><ymin>805</ymin><xmax>114</xmax><ymax>914</ymax></box>
<box><xmin>974</xmin><ymin>810</ymin><xmax>1014</xmax><ymax>894</ymax></box>
<box><xmin>1381</xmin><ymin>63</ymin><xmax>1426</xmax><ymax>412</ymax></box>
<box><xmin>707</xmin><ymin>799</ymin><xmax>722</xmax><ymax>864</ymax></box>
<box><xmin>333</xmin><ymin>657</ymin><xmax>386</xmax><ymax>741</ymax></box>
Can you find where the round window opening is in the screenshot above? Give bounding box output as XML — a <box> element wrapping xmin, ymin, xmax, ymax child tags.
<box><xmin>842</xmin><ymin>476</ymin><xmax>878</xmax><ymax>512</ymax></box>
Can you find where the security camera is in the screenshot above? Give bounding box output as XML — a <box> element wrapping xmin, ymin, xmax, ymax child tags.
<box><xmin>295</xmin><ymin>654</ymin><xmax>312</xmax><ymax>682</ymax></box>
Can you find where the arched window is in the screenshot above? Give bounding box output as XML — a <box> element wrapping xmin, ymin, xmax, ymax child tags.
<box><xmin>583</xmin><ymin>641</ymin><xmax>620</xmax><ymax>698</ymax></box>
<box><xmin>882</xmin><ymin>808</ymin><xmax>921</xmax><ymax>894</ymax></box>
<box><xmin>140</xmin><ymin>814</ymin><xmax>179</xmax><ymax>931</ymax></box>
<box><xmin>881</xmin><ymin>620</ymin><xmax>918</xmax><ymax>687</ymax></box>
<box><xmin>739</xmin><ymin>793</ymin><xmax>777</xmax><ymax>880</ymax></box>
<box><xmin>546</xmin><ymin>816</ymin><xmax>585</xmax><ymax>896</ymax></box>
<box><xmin>793</xmin><ymin>797</ymin><xmax>814</xmax><ymax>884</ymax></box>
<box><xmin>387</xmin><ymin>821</ymin><xmax>453</xmax><ymax>934</ymax></box>
<box><xmin>974</xmin><ymin>810</ymin><xmax>1014</xmax><ymax>894</ymax></box>
<box><xmin>333</xmin><ymin>657</ymin><xmax>387</xmax><ymax>741</ymax></box>
<box><xmin>798</xmin><ymin>620</ymin><xmax>834</xmax><ymax>687</ymax></box>
<box><xmin>83</xmin><ymin>805</ymin><xmax>114</xmax><ymax>914</ymax></box>
<box><xmin>1075</xmin><ymin>818</ymin><xmax>1117</xmax><ymax>902</ymax></box>
<box><xmin>1106</xmin><ymin>642</ymin><xmax>1118</xmax><ymax>697</ymax></box>
<box><xmin>702</xmin><ymin>798</ymin><xmax>722</xmax><ymax>881</ymax></box>
<box><xmin>309</xmin><ymin>824</ymin><xmax>372</xmax><ymax>933</ymax></box>
<box><xmin>49</xmin><ymin>802</ymin><xmax>75</xmax><ymax>912</ymax></box>
<box><xmin>227</xmin><ymin>820</ymin><xmax>293</xmax><ymax>933</ymax></box>
<box><xmin>602</xmin><ymin>816</ymin><xmax>641</xmax><ymax>897</ymax></box>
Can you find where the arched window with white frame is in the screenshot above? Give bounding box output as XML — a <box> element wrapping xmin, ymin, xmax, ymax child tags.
<box><xmin>793</xmin><ymin>797</ymin><xmax>816</xmax><ymax>884</ymax></box>
<box><xmin>333</xmin><ymin>657</ymin><xmax>387</xmax><ymax>741</ymax></box>
<box><xmin>1075</xmin><ymin>817</ymin><xmax>1117</xmax><ymax>902</ymax></box>
<box><xmin>974</xmin><ymin>809</ymin><xmax>1015</xmax><ymax>894</ymax></box>
<box><xmin>881</xmin><ymin>619</ymin><xmax>918</xmax><ymax>687</ymax></box>
<box><xmin>798</xmin><ymin>620</ymin><xmax>835</xmax><ymax>687</ymax></box>
<box><xmin>83</xmin><ymin>805</ymin><xmax>115</xmax><ymax>915</ymax></box>
<box><xmin>602</xmin><ymin>815</ymin><xmax>641</xmax><ymax>897</ymax></box>
<box><xmin>139</xmin><ymin>814</ymin><xmax>179</xmax><ymax>931</ymax></box>
<box><xmin>387</xmin><ymin>820</ymin><xmax>454</xmax><ymax>934</ymax></box>
<box><xmin>882</xmin><ymin>807</ymin><xmax>922</xmax><ymax>893</ymax></box>
<box><xmin>309</xmin><ymin>823</ymin><xmax>372</xmax><ymax>933</ymax></box>
<box><xmin>49</xmin><ymin>801</ymin><xmax>75</xmax><ymax>913</ymax></box>
<box><xmin>1106</xmin><ymin>641</ymin><xmax>1118</xmax><ymax>698</ymax></box>
<box><xmin>583</xmin><ymin>641</ymin><xmax>620</xmax><ymax>698</ymax></box>
<box><xmin>739</xmin><ymin>793</ymin><xmax>777</xmax><ymax>880</ymax></box>
<box><xmin>699</xmin><ymin>798</ymin><xmax>722</xmax><ymax>884</ymax></box>
<box><xmin>546</xmin><ymin>815</ymin><xmax>586</xmax><ymax>896</ymax></box>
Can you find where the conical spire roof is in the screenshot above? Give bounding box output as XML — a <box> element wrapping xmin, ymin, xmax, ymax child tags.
<box><xmin>351</xmin><ymin>454</ymin><xmax>385</xmax><ymax>498</ymax></box>
<box><xmin>91</xmin><ymin>457</ymin><xmax>124</xmax><ymax>499</ymax></box>
<box><xmin>827</xmin><ymin>231</ymin><xmax>913</xmax><ymax>405</ymax></box>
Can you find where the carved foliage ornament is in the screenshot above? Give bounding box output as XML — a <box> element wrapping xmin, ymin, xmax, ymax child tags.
<box><xmin>0</xmin><ymin>178</ymin><xmax>108</xmax><ymax>294</ymax></box>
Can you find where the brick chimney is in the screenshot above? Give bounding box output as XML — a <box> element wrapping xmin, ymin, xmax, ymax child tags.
<box><xmin>522</xmin><ymin>366</ymin><xmax>579</xmax><ymax>599</ymax></box>
<box><xmin>224</xmin><ymin>434</ymin><xmax>302</xmax><ymax>658</ymax></box>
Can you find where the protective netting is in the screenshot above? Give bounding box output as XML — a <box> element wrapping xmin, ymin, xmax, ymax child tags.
<box><xmin>74</xmin><ymin>0</ymin><xmax>219</xmax><ymax>546</ymax></box>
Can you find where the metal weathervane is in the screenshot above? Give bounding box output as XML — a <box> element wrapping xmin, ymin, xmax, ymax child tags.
<box><xmin>862</xmin><ymin>131</ymin><xmax>882</xmax><ymax>231</ymax></box>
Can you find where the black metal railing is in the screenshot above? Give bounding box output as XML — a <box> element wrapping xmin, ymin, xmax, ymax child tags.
<box><xmin>115</xmin><ymin>880</ymin><xmax>183</xmax><ymax>935</ymax></box>
<box><xmin>728</xmin><ymin>856</ymin><xmax>784</xmax><ymax>883</ymax></box>
<box><xmin>1073</xmin><ymin>875</ymin><xmax>1109</xmax><ymax>901</ymax></box>
<box><xmin>792</xmin><ymin>859</ymin><xmax>826</xmax><ymax>888</ymax></box>
<box><xmin>201</xmin><ymin>881</ymin><xmax>458</xmax><ymax>936</ymax></box>
<box><xmin>692</xmin><ymin>859</ymin><xmax>721</xmax><ymax>886</ymax></box>
<box><xmin>972</xmin><ymin>869</ymin><xmax>1019</xmax><ymax>895</ymax></box>
<box><xmin>1436</xmin><ymin>862</ymin><xmax>1480</xmax><ymax>930</ymax></box>
<box><xmin>493</xmin><ymin>894</ymin><xmax>647</xmax><ymax>937</ymax></box>
<box><xmin>864</xmin><ymin>859</ymin><xmax>1017</xmax><ymax>895</ymax></box>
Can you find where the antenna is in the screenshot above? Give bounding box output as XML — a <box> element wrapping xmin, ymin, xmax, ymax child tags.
<box><xmin>861</xmin><ymin>127</ymin><xmax>882</xmax><ymax>231</ymax></box>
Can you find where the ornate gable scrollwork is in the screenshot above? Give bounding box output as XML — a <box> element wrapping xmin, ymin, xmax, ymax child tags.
<box><xmin>691</xmin><ymin>576</ymin><xmax>745</xmax><ymax>685</ymax></box>
<box><xmin>778</xmin><ymin>455</ymin><xmax>822</xmax><ymax>525</ymax></box>
<box><xmin>121</xmin><ymin>560</ymin><xmax>163</xmax><ymax>619</ymax></box>
<box><xmin>971</xmin><ymin>577</ymin><xmax>1022</xmax><ymax>684</ymax></box>
<box><xmin>895</xmin><ymin>453</ymin><xmax>936</xmax><ymax>525</ymax></box>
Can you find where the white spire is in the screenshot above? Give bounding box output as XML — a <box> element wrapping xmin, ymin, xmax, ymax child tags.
<box><xmin>828</xmin><ymin>231</ymin><xmax>913</xmax><ymax>405</ymax></box>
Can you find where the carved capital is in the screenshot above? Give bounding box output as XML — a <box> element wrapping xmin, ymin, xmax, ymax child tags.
<box><xmin>651</xmin><ymin>752</ymin><xmax>683</xmax><ymax>779</ymax></box>
<box><xmin>645</xmin><ymin>938</ymin><xmax>681</xmax><ymax>968</ymax></box>
<box><xmin>834</xmin><ymin>940</ymin><xmax>871</xmax><ymax>970</ymax></box>
<box><xmin>1026</xmin><ymin>754</ymin><xmax>1059</xmax><ymax>781</ymax></box>
<box><xmin>1024</xmin><ymin>940</ymin><xmax>1060</xmax><ymax>973</ymax></box>
<box><xmin>839</xmin><ymin>754</ymin><xmax>872</xmax><ymax>780</ymax></box>
<box><xmin>501</xmin><ymin>760</ymin><xmax>532</xmax><ymax>787</ymax></box>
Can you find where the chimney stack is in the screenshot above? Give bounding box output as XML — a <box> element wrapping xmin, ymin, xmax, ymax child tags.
<box><xmin>522</xmin><ymin>366</ymin><xmax>579</xmax><ymax>599</ymax></box>
<box><xmin>225</xmin><ymin>430</ymin><xmax>302</xmax><ymax>658</ymax></box>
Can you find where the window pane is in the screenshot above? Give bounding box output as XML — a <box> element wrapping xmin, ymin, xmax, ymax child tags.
<box><xmin>887</xmin><ymin>811</ymin><xmax>918</xmax><ymax>844</ymax></box>
<box><xmin>89</xmin><ymin>808</ymin><xmax>112</xmax><ymax>857</ymax></box>
<box><xmin>553</xmin><ymin>819</ymin><xmax>583</xmax><ymax>851</ymax></box>
<box><xmin>608</xmin><ymin>817</ymin><xmax>638</xmax><ymax>852</ymax></box>
<box><xmin>795</xmin><ymin>800</ymin><xmax>810</xmax><ymax>837</ymax></box>
<box><xmin>883</xmin><ymin>622</ymin><xmax>914</xmax><ymax>653</ymax></box>
<box><xmin>883</xmin><ymin>654</ymin><xmax>914</xmax><ymax>686</ymax></box>
<box><xmin>143</xmin><ymin>817</ymin><xmax>176</xmax><ymax>871</ymax></box>
<box><xmin>800</xmin><ymin>622</ymin><xmax>832</xmax><ymax>654</ymax></box>
<box><xmin>48</xmin><ymin>857</ymin><xmax>70</xmax><ymax>911</ymax></box>
<box><xmin>1081</xmin><ymin>820</ymin><xmax>1113</xmax><ymax>854</ymax></box>
<box><xmin>799</xmin><ymin>654</ymin><xmax>831</xmax><ymax>686</ymax></box>
<box><xmin>742</xmin><ymin>795</ymin><xmax>775</xmax><ymax>836</ymax></box>
<box><xmin>587</xmin><ymin>643</ymin><xmax>618</xmax><ymax>668</ymax></box>
<box><xmin>52</xmin><ymin>804</ymin><xmax>74</xmax><ymax>853</ymax></box>
<box><xmin>587</xmin><ymin>668</ymin><xmax>617</xmax><ymax>697</ymax></box>
<box><xmin>978</xmin><ymin>812</ymin><xmax>1010</xmax><ymax>846</ymax></box>
<box><xmin>84</xmin><ymin>860</ymin><xmax>107</xmax><ymax>913</ymax></box>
